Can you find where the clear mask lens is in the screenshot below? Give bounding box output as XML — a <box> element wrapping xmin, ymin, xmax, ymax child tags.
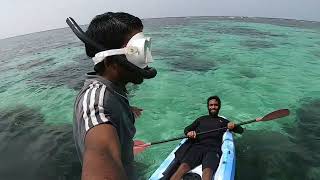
<box><xmin>144</xmin><ymin>38</ymin><xmax>152</xmax><ymax>64</ymax></box>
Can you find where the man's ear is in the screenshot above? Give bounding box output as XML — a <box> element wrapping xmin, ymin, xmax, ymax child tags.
<box><xmin>103</xmin><ymin>58</ymin><xmax>110</xmax><ymax>67</ymax></box>
<box><xmin>103</xmin><ymin>58</ymin><xmax>115</xmax><ymax>68</ymax></box>
<box><xmin>106</xmin><ymin>59</ymin><xmax>124</xmax><ymax>75</ymax></box>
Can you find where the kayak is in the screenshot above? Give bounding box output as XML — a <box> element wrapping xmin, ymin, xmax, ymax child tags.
<box><xmin>149</xmin><ymin>130</ymin><xmax>235</xmax><ymax>180</ymax></box>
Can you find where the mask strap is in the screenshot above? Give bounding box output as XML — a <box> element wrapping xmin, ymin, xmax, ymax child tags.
<box><xmin>92</xmin><ymin>48</ymin><xmax>126</xmax><ymax>64</ymax></box>
<box><xmin>92</xmin><ymin>45</ymin><xmax>140</xmax><ymax>65</ymax></box>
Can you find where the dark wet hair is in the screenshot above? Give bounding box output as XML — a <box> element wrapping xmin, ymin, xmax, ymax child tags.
<box><xmin>207</xmin><ymin>95</ymin><xmax>221</xmax><ymax>107</ymax></box>
<box><xmin>85</xmin><ymin>12</ymin><xmax>143</xmax><ymax>74</ymax></box>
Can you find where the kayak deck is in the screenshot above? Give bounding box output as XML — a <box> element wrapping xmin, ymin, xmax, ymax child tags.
<box><xmin>149</xmin><ymin>131</ymin><xmax>235</xmax><ymax>180</ymax></box>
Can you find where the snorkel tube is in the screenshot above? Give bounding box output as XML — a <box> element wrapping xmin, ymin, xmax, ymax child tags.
<box><xmin>66</xmin><ymin>17</ymin><xmax>157</xmax><ymax>79</ymax></box>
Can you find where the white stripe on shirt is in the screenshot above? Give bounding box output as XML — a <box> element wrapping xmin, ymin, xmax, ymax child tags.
<box><xmin>89</xmin><ymin>84</ymin><xmax>99</xmax><ymax>126</ymax></box>
<box><xmin>82</xmin><ymin>85</ymin><xmax>92</xmax><ymax>131</ymax></box>
<box><xmin>98</xmin><ymin>84</ymin><xmax>110</xmax><ymax>122</ymax></box>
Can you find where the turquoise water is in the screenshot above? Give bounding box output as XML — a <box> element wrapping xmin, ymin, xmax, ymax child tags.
<box><xmin>0</xmin><ymin>17</ymin><xmax>319</xmax><ymax>179</ymax></box>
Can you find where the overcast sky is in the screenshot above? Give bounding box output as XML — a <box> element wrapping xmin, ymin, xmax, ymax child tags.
<box><xmin>1</xmin><ymin>0</ymin><xmax>319</xmax><ymax>39</ymax></box>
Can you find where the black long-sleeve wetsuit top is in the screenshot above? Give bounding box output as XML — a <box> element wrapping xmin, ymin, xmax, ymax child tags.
<box><xmin>183</xmin><ymin>115</ymin><xmax>244</xmax><ymax>151</ymax></box>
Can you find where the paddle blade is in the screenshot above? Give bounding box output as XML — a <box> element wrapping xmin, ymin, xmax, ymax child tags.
<box><xmin>258</xmin><ymin>109</ymin><xmax>290</xmax><ymax>122</ymax></box>
<box><xmin>133</xmin><ymin>140</ymin><xmax>151</xmax><ymax>155</ymax></box>
<box><xmin>134</xmin><ymin>140</ymin><xmax>147</xmax><ymax>146</ymax></box>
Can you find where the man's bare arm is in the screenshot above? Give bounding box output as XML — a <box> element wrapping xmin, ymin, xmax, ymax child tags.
<box><xmin>82</xmin><ymin>124</ymin><xmax>127</xmax><ymax>180</ymax></box>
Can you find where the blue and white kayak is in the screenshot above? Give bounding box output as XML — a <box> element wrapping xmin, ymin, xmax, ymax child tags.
<box><xmin>149</xmin><ymin>131</ymin><xmax>235</xmax><ymax>180</ymax></box>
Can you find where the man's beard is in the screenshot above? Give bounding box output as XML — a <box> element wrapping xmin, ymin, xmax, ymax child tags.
<box><xmin>209</xmin><ymin>110</ymin><xmax>219</xmax><ymax>117</ymax></box>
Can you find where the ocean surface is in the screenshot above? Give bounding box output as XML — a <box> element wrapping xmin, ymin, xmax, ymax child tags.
<box><xmin>0</xmin><ymin>16</ymin><xmax>319</xmax><ymax>180</ymax></box>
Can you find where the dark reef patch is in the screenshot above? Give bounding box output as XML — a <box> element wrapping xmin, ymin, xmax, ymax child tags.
<box><xmin>240</xmin><ymin>40</ymin><xmax>277</xmax><ymax>50</ymax></box>
<box><xmin>0</xmin><ymin>105</ymin><xmax>81</xmax><ymax>180</ymax></box>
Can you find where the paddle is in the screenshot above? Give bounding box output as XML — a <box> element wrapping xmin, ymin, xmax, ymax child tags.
<box><xmin>133</xmin><ymin>109</ymin><xmax>290</xmax><ymax>155</ymax></box>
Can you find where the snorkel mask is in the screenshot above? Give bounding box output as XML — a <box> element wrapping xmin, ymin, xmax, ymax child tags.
<box><xmin>66</xmin><ymin>17</ymin><xmax>157</xmax><ymax>79</ymax></box>
<box><xmin>93</xmin><ymin>32</ymin><xmax>153</xmax><ymax>69</ymax></box>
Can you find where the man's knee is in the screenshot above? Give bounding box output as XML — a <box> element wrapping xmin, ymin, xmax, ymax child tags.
<box><xmin>202</xmin><ymin>168</ymin><xmax>213</xmax><ymax>179</ymax></box>
<box><xmin>180</xmin><ymin>163</ymin><xmax>191</xmax><ymax>171</ymax></box>
<box><xmin>170</xmin><ymin>163</ymin><xmax>191</xmax><ymax>180</ymax></box>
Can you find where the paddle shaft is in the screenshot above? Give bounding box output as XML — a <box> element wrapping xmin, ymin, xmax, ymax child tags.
<box><xmin>237</xmin><ymin>119</ymin><xmax>256</xmax><ymax>126</ymax></box>
<box><xmin>150</xmin><ymin>118</ymin><xmax>257</xmax><ymax>145</ymax></box>
<box><xmin>150</xmin><ymin>126</ymin><xmax>228</xmax><ymax>145</ymax></box>
<box><xmin>141</xmin><ymin>109</ymin><xmax>290</xmax><ymax>145</ymax></box>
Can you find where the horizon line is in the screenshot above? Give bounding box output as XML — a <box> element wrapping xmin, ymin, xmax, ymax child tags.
<box><xmin>1</xmin><ymin>15</ymin><xmax>320</xmax><ymax>40</ymax></box>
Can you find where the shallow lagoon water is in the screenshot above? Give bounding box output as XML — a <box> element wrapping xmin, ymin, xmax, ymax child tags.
<box><xmin>0</xmin><ymin>17</ymin><xmax>319</xmax><ymax>180</ymax></box>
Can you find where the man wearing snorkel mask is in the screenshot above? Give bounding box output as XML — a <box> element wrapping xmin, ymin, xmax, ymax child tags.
<box><xmin>72</xmin><ymin>12</ymin><xmax>157</xmax><ymax>180</ymax></box>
